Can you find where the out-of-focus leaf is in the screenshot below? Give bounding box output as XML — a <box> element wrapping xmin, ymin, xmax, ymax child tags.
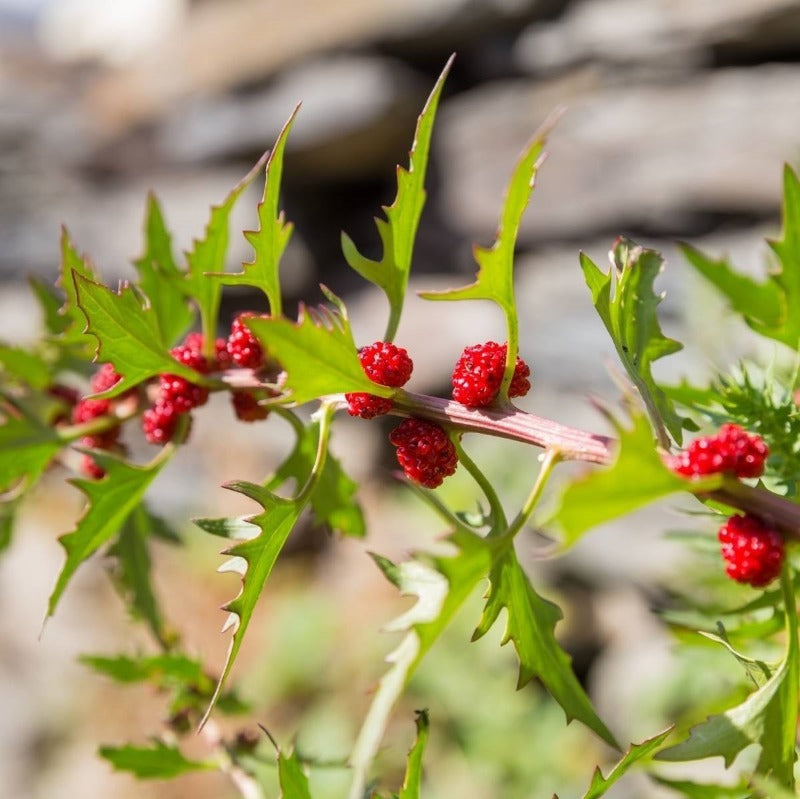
<box><xmin>217</xmin><ymin>106</ymin><xmax>298</xmax><ymax>316</ymax></box>
<box><xmin>30</xmin><ymin>275</ymin><xmax>69</xmax><ymax>336</ymax></box>
<box><xmin>99</xmin><ymin>740</ymin><xmax>214</xmax><ymax>779</ymax></box>
<box><xmin>133</xmin><ymin>194</ymin><xmax>192</xmax><ymax>346</ymax></box>
<box><xmin>397</xmin><ymin>710</ymin><xmax>429</xmax><ymax>799</ymax></box>
<box><xmin>57</xmin><ymin>227</ymin><xmax>98</xmax><ymax>351</ymax></box>
<box><xmin>46</xmin><ymin>447</ymin><xmax>173</xmax><ymax>621</ymax></box>
<box><xmin>0</xmin><ymin>414</ymin><xmax>62</xmax><ymax>492</ymax></box>
<box><xmin>0</xmin><ymin>344</ymin><xmax>52</xmax><ymax>389</ymax></box>
<box><xmin>81</xmin><ymin>652</ymin><xmax>209</xmax><ymax>689</ymax></box>
<box><xmin>650</xmin><ymin>776</ymin><xmax>752</xmax><ymax>798</ymax></box>
<box><xmin>341</xmin><ymin>56</ymin><xmax>452</xmax><ymax>342</ymax></box>
<box><xmin>278</xmin><ymin>748</ymin><xmax>313</xmax><ymax>799</ymax></box>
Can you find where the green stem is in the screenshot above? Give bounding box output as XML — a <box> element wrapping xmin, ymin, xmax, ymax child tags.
<box><xmin>453</xmin><ymin>437</ymin><xmax>508</xmax><ymax>531</ymax></box>
<box><xmin>505</xmin><ymin>447</ymin><xmax>562</xmax><ymax>540</ymax></box>
<box><xmin>777</xmin><ymin>565</ymin><xmax>798</xmax><ymax>787</ymax></box>
<box><xmin>296</xmin><ymin>401</ymin><xmax>335</xmax><ymax>504</ymax></box>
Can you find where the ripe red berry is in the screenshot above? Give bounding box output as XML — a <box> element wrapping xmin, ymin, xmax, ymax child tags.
<box><xmin>718</xmin><ymin>513</ymin><xmax>784</xmax><ymax>587</ymax></box>
<box><xmin>669</xmin><ymin>424</ymin><xmax>768</xmax><ymax>479</ymax></box>
<box><xmin>158</xmin><ymin>374</ymin><xmax>209</xmax><ymax>414</ymax></box>
<box><xmin>72</xmin><ymin>397</ymin><xmax>111</xmax><ymax>424</ymax></box>
<box><xmin>172</xmin><ymin>333</ymin><xmax>231</xmax><ymax>373</ymax></box>
<box><xmin>346</xmin><ymin>341</ymin><xmax>414</xmax><ymax>419</ymax></box>
<box><xmin>77</xmin><ymin>430</ymin><xmax>121</xmax><ymax>479</ymax></box>
<box><xmin>79</xmin><ymin>452</ymin><xmax>106</xmax><ymax>480</ymax></box>
<box><xmin>142</xmin><ymin>401</ymin><xmax>180</xmax><ymax>445</ymax></box>
<box><xmin>451</xmin><ymin>341</ymin><xmax>531</xmax><ymax>407</ymax></box>
<box><xmin>389</xmin><ymin>418</ymin><xmax>458</xmax><ymax>488</ymax></box>
<box><xmin>231</xmin><ymin>390</ymin><xmax>270</xmax><ymax>422</ymax></box>
<box><xmin>227</xmin><ymin>312</ymin><xmax>266</xmax><ymax>369</ymax></box>
<box><xmin>90</xmin><ymin>363</ymin><xmax>123</xmax><ymax>394</ymax></box>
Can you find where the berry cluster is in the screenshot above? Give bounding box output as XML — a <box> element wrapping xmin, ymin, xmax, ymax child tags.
<box><xmin>346</xmin><ymin>341</ymin><xmax>413</xmax><ymax>419</ymax></box>
<box><xmin>669</xmin><ymin>424</ymin><xmax>768</xmax><ymax>479</ymax></box>
<box><xmin>718</xmin><ymin>513</ymin><xmax>784</xmax><ymax>587</ymax></box>
<box><xmin>389</xmin><ymin>418</ymin><xmax>458</xmax><ymax>488</ymax></box>
<box><xmin>451</xmin><ymin>341</ymin><xmax>531</xmax><ymax>408</ymax></box>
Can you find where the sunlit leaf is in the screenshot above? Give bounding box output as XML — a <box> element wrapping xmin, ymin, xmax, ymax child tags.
<box><xmin>217</xmin><ymin>106</ymin><xmax>298</xmax><ymax>316</ymax></box>
<box><xmin>341</xmin><ymin>55</ymin><xmax>453</xmax><ymax>342</ymax></box>
<box><xmin>57</xmin><ymin>226</ymin><xmax>98</xmax><ymax>350</ymax></box>
<box><xmin>0</xmin><ymin>413</ymin><xmax>63</xmax><ymax>492</ymax></box>
<box><xmin>278</xmin><ymin>748</ymin><xmax>313</xmax><ymax>799</ymax></box>
<box><xmin>397</xmin><ymin>710</ymin><xmax>429</xmax><ymax>799</ymax></box>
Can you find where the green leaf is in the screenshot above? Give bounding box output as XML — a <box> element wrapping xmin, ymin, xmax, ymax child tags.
<box><xmin>550</xmin><ymin>412</ymin><xmax>718</xmax><ymax>548</ymax></box>
<box><xmin>81</xmin><ymin>652</ymin><xmax>208</xmax><ymax>688</ymax></box>
<box><xmin>681</xmin><ymin>165</ymin><xmax>800</xmax><ymax>350</ymax></box>
<box><xmin>580</xmin><ymin>240</ymin><xmax>686</xmax><ymax>444</ymax></box>
<box><xmin>0</xmin><ymin>344</ymin><xmax>52</xmax><ymax>389</ymax></box>
<box><xmin>57</xmin><ymin>226</ymin><xmax>98</xmax><ymax>350</ymax></box>
<box><xmin>216</xmin><ymin>106</ymin><xmax>298</xmax><ymax>316</ymax></box>
<box><xmin>397</xmin><ymin>710</ymin><xmax>429</xmax><ymax>799</ymax></box>
<box><xmin>341</xmin><ymin>55</ymin><xmax>453</xmax><ymax>342</ymax></box>
<box><xmin>183</xmin><ymin>153</ymin><xmax>269</xmax><ymax>354</ymax></box>
<box><xmin>107</xmin><ymin>504</ymin><xmax>170</xmax><ymax>645</ymax></box>
<box><xmin>99</xmin><ymin>740</ymin><xmax>215</xmax><ymax>779</ymax></box>
<box><xmin>278</xmin><ymin>748</ymin><xmax>313</xmax><ymax>799</ymax></box>
<box><xmin>133</xmin><ymin>193</ymin><xmax>193</xmax><ymax>346</ymax></box>
<box><xmin>420</xmin><ymin>110</ymin><xmax>559</xmax><ymax>395</ymax></box>
<box><xmin>580</xmin><ymin>728</ymin><xmax>672</xmax><ymax>798</ymax></box>
<box><xmin>657</xmin><ymin>568</ymin><xmax>799</xmax><ymax>787</ymax></box>
<box><xmin>265</xmin><ymin>417</ymin><xmax>365</xmax><ymax>537</ymax></box>
<box><xmin>72</xmin><ymin>272</ymin><xmax>203</xmax><ymax>396</ymax></box>
<box><xmin>201</xmin><ymin>482</ymin><xmax>306</xmax><ymax>726</ymax></box>
<box><xmin>246</xmin><ymin>294</ymin><xmax>389</xmax><ymax>405</ymax></box>
<box><xmin>650</xmin><ymin>776</ymin><xmax>751</xmax><ymax>798</ymax></box>
<box><xmin>46</xmin><ymin>447</ymin><xmax>173</xmax><ymax>621</ymax></box>
<box><xmin>30</xmin><ymin>276</ymin><xmax>69</xmax><ymax>336</ymax></box>
<box><xmin>472</xmin><ymin>547</ymin><xmax>618</xmax><ymax>749</ymax></box>
<box><xmin>0</xmin><ymin>496</ymin><xmax>19</xmax><ymax>553</ymax></box>
<box><xmin>0</xmin><ymin>414</ymin><xmax>63</xmax><ymax>492</ymax></box>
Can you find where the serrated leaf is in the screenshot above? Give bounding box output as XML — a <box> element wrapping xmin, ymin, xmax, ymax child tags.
<box><xmin>57</xmin><ymin>226</ymin><xmax>98</xmax><ymax>350</ymax></box>
<box><xmin>201</xmin><ymin>481</ymin><xmax>307</xmax><ymax>726</ymax></box>
<box><xmin>265</xmin><ymin>417</ymin><xmax>365</xmax><ymax>537</ymax></box>
<box><xmin>246</xmin><ymin>298</ymin><xmax>390</xmax><ymax>405</ymax></box>
<box><xmin>472</xmin><ymin>547</ymin><xmax>618</xmax><ymax>748</ymax></box>
<box><xmin>0</xmin><ymin>413</ymin><xmax>63</xmax><ymax>492</ymax></box>
<box><xmin>183</xmin><ymin>153</ymin><xmax>268</xmax><ymax>353</ymax></box>
<box><xmin>194</xmin><ymin>515</ymin><xmax>261</xmax><ymax>540</ymax></box>
<box><xmin>657</xmin><ymin>569</ymin><xmax>799</xmax><ymax>786</ymax></box>
<box><xmin>0</xmin><ymin>343</ymin><xmax>52</xmax><ymax>389</ymax></box>
<box><xmin>99</xmin><ymin>740</ymin><xmax>215</xmax><ymax>779</ymax></box>
<box><xmin>397</xmin><ymin>710</ymin><xmax>429</xmax><ymax>799</ymax></box>
<box><xmin>73</xmin><ymin>272</ymin><xmax>203</xmax><ymax>396</ymax></box>
<box><xmin>133</xmin><ymin>193</ymin><xmax>193</xmax><ymax>346</ymax></box>
<box><xmin>681</xmin><ymin>165</ymin><xmax>800</xmax><ymax>350</ymax></box>
<box><xmin>341</xmin><ymin>55</ymin><xmax>453</xmax><ymax>342</ymax></box>
<box><xmin>580</xmin><ymin>728</ymin><xmax>672</xmax><ymax>799</ymax></box>
<box><xmin>217</xmin><ymin>106</ymin><xmax>298</xmax><ymax>316</ymax></box>
<box><xmin>278</xmin><ymin>748</ymin><xmax>313</xmax><ymax>799</ymax></box>
<box><xmin>650</xmin><ymin>776</ymin><xmax>751</xmax><ymax>798</ymax></box>
<box><xmin>46</xmin><ymin>447</ymin><xmax>173</xmax><ymax>621</ymax></box>
<box><xmin>551</xmin><ymin>412</ymin><xmax>718</xmax><ymax>548</ymax></box>
<box><xmin>420</xmin><ymin>111</ymin><xmax>559</xmax><ymax>392</ymax></box>
<box><xmin>580</xmin><ymin>240</ymin><xmax>686</xmax><ymax>443</ymax></box>
<box><xmin>107</xmin><ymin>504</ymin><xmax>170</xmax><ymax>645</ymax></box>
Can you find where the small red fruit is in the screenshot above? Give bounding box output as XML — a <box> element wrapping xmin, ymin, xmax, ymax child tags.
<box><xmin>451</xmin><ymin>341</ymin><xmax>531</xmax><ymax>408</ymax></box>
<box><xmin>389</xmin><ymin>418</ymin><xmax>458</xmax><ymax>488</ymax></box>
<box><xmin>142</xmin><ymin>401</ymin><xmax>180</xmax><ymax>445</ymax></box>
<box><xmin>231</xmin><ymin>390</ymin><xmax>270</xmax><ymax>422</ymax></box>
<box><xmin>158</xmin><ymin>374</ymin><xmax>209</xmax><ymax>414</ymax></box>
<box><xmin>90</xmin><ymin>363</ymin><xmax>123</xmax><ymax>394</ymax></box>
<box><xmin>669</xmin><ymin>424</ymin><xmax>768</xmax><ymax>479</ymax></box>
<box><xmin>346</xmin><ymin>341</ymin><xmax>414</xmax><ymax>419</ymax></box>
<box><xmin>718</xmin><ymin>513</ymin><xmax>785</xmax><ymax>587</ymax></box>
<box><xmin>227</xmin><ymin>312</ymin><xmax>266</xmax><ymax>370</ymax></box>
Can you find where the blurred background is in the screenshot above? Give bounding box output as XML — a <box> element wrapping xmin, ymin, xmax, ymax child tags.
<box><xmin>2</xmin><ymin>1</ymin><xmax>800</xmax><ymax>797</ymax></box>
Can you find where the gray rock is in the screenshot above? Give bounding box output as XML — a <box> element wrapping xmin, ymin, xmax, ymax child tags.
<box><xmin>436</xmin><ymin>65</ymin><xmax>800</xmax><ymax>242</ymax></box>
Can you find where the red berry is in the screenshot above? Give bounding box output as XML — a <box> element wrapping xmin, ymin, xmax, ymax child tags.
<box><xmin>718</xmin><ymin>513</ymin><xmax>784</xmax><ymax>587</ymax></box>
<box><xmin>158</xmin><ymin>374</ymin><xmax>209</xmax><ymax>414</ymax></box>
<box><xmin>231</xmin><ymin>390</ymin><xmax>270</xmax><ymax>422</ymax></box>
<box><xmin>90</xmin><ymin>363</ymin><xmax>123</xmax><ymax>394</ymax></box>
<box><xmin>451</xmin><ymin>341</ymin><xmax>531</xmax><ymax>407</ymax></box>
<box><xmin>346</xmin><ymin>341</ymin><xmax>414</xmax><ymax>419</ymax></box>
<box><xmin>669</xmin><ymin>424</ymin><xmax>768</xmax><ymax>479</ymax></box>
<box><xmin>77</xmin><ymin>430</ymin><xmax>121</xmax><ymax>479</ymax></box>
<box><xmin>79</xmin><ymin>452</ymin><xmax>106</xmax><ymax>480</ymax></box>
<box><xmin>172</xmin><ymin>333</ymin><xmax>231</xmax><ymax>374</ymax></box>
<box><xmin>389</xmin><ymin>418</ymin><xmax>458</xmax><ymax>488</ymax></box>
<box><xmin>72</xmin><ymin>397</ymin><xmax>111</xmax><ymax>423</ymax></box>
<box><xmin>227</xmin><ymin>312</ymin><xmax>266</xmax><ymax>369</ymax></box>
<box><xmin>142</xmin><ymin>401</ymin><xmax>180</xmax><ymax>445</ymax></box>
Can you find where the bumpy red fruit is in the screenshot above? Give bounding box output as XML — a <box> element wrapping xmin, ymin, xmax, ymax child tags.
<box><xmin>345</xmin><ymin>341</ymin><xmax>414</xmax><ymax>419</ymax></box>
<box><xmin>451</xmin><ymin>341</ymin><xmax>531</xmax><ymax>407</ymax></box>
<box><xmin>90</xmin><ymin>363</ymin><xmax>123</xmax><ymax>394</ymax></box>
<box><xmin>389</xmin><ymin>418</ymin><xmax>458</xmax><ymax>488</ymax></box>
<box><xmin>227</xmin><ymin>312</ymin><xmax>266</xmax><ymax>369</ymax></box>
<box><xmin>72</xmin><ymin>397</ymin><xmax>111</xmax><ymax>423</ymax></box>
<box><xmin>718</xmin><ymin>513</ymin><xmax>784</xmax><ymax>587</ymax></box>
<box><xmin>78</xmin><ymin>430</ymin><xmax>121</xmax><ymax>479</ymax></box>
<box><xmin>231</xmin><ymin>390</ymin><xmax>270</xmax><ymax>422</ymax></box>
<box><xmin>173</xmin><ymin>333</ymin><xmax>231</xmax><ymax>373</ymax></box>
<box><xmin>142</xmin><ymin>401</ymin><xmax>180</xmax><ymax>445</ymax></box>
<box><xmin>669</xmin><ymin>424</ymin><xmax>768</xmax><ymax>479</ymax></box>
<box><xmin>159</xmin><ymin>374</ymin><xmax>209</xmax><ymax>414</ymax></box>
